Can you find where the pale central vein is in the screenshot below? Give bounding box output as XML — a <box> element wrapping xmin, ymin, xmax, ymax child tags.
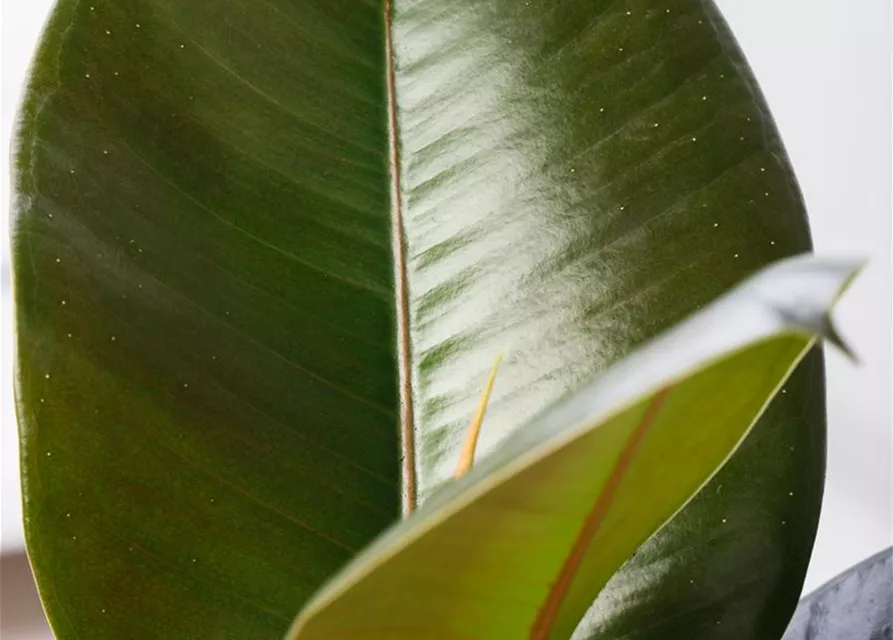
<box><xmin>384</xmin><ymin>0</ymin><xmax>417</xmax><ymax>516</ymax></box>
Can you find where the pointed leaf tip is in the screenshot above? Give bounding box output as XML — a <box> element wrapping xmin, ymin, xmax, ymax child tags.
<box><xmin>823</xmin><ymin>258</ymin><xmax>865</xmax><ymax>364</ymax></box>
<box><xmin>758</xmin><ymin>256</ymin><xmax>863</xmax><ymax>362</ymax></box>
<box><xmin>822</xmin><ymin>314</ymin><xmax>859</xmax><ymax>364</ymax></box>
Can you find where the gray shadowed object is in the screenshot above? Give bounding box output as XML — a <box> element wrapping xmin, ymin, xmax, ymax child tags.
<box><xmin>783</xmin><ymin>548</ymin><xmax>893</xmax><ymax>640</ymax></box>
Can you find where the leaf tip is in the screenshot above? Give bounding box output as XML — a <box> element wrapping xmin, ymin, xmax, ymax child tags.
<box><xmin>809</xmin><ymin>257</ymin><xmax>864</xmax><ymax>362</ymax></box>
<box><xmin>821</xmin><ymin>314</ymin><xmax>859</xmax><ymax>363</ymax></box>
<box><xmin>760</xmin><ymin>256</ymin><xmax>864</xmax><ymax>354</ymax></box>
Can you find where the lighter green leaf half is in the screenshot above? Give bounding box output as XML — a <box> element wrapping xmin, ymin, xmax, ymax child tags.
<box><xmin>287</xmin><ymin>255</ymin><xmax>859</xmax><ymax>640</ymax></box>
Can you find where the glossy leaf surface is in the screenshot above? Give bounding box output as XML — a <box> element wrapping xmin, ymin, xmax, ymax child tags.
<box><xmin>288</xmin><ymin>257</ymin><xmax>856</xmax><ymax>640</ymax></box>
<box><xmin>14</xmin><ymin>2</ymin><xmax>399</xmax><ymax>638</ymax></box>
<box><xmin>13</xmin><ymin>0</ymin><xmax>820</xmax><ymax>638</ymax></box>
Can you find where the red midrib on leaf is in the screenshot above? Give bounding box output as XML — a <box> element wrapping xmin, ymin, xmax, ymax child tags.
<box><xmin>529</xmin><ymin>387</ymin><xmax>672</xmax><ymax>640</ymax></box>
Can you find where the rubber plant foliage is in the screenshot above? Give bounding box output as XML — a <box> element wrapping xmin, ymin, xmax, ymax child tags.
<box><xmin>11</xmin><ymin>0</ymin><xmax>825</xmax><ymax>638</ymax></box>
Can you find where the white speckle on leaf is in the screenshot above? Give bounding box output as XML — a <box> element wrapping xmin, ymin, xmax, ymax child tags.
<box><xmin>111</xmin><ymin>336</ymin><xmax>116</xmax><ymax>341</ymax></box>
<box><xmin>691</xmin><ymin>137</ymin><xmax>698</xmax><ymax>142</ymax></box>
<box><xmin>45</xmin><ymin>373</ymin><xmax>50</xmax><ymax>379</ymax></box>
<box><xmin>105</xmin><ymin>29</ymin><xmax>111</xmax><ymax>35</ymax></box>
<box><xmin>734</xmin><ymin>253</ymin><xmax>739</xmax><ymax>258</ymax></box>
<box><xmin>713</xmin><ymin>222</ymin><xmax>719</xmax><ymax>228</ymax></box>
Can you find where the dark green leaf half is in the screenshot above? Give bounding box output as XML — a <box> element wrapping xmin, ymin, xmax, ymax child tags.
<box><xmin>287</xmin><ymin>257</ymin><xmax>857</xmax><ymax>640</ymax></box>
<box><xmin>13</xmin><ymin>1</ymin><xmax>399</xmax><ymax>638</ymax></box>
<box><xmin>12</xmin><ymin>0</ymin><xmax>822</xmax><ymax>638</ymax></box>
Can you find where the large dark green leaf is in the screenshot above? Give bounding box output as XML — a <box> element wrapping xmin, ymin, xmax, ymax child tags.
<box><xmin>12</xmin><ymin>0</ymin><xmax>819</xmax><ymax>638</ymax></box>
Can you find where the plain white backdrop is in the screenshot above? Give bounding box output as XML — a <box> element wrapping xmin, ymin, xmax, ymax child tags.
<box><xmin>1</xmin><ymin>1</ymin><xmax>891</xmax><ymax>636</ymax></box>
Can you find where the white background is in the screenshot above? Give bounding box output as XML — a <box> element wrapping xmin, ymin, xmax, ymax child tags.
<box><xmin>2</xmin><ymin>1</ymin><xmax>891</xmax><ymax>637</ymax></box>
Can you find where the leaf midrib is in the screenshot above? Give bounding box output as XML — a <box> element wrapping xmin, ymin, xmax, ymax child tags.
<box><xmin>384</xmin><ymin>0</ymin><xmax>417</xmax><ymax>516</ymax></box>
<box><xmin>529</xmin><ymin>388</ymin><xmax>673</xmax><ymax>640</ymax></box>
